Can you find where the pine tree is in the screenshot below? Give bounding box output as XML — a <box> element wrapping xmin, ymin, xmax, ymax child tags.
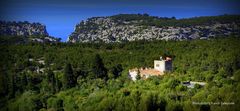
<box><xmin>55</xmin><ymin>78</ymin><xmax>61</xmax><ymax>92</ymax></box>
<box><xmin>92</xmin><ymin>54</ymin><xmax>107</xmax><ymax>79</ymax></box>
<box><xmin>47</xmin><ymin>69</ymin><xmax>56</xmax><ymax>93</ymax></box>
<box><xmin>63</xmin><ymin>63</ymin><xmax>76</xmax><ymax>89</ymax></box>
<box><xmin>111</xmin><ymin>64</ymin><xmax>123</xmax><ymax>78</ymax></box>
<box><xmin>0</xmin><ymin>68</ymin><xmax>8</xmax><ymax>97</ymax></box>
<box><xmin>20</xmin><ymin>71</ymin><xmax>28</xmax><ymax>91</ymax></box>
<box><xmin>9</xmin><ymin>72</ymin><xmax>16</xmax><ymax>98</ymax></box>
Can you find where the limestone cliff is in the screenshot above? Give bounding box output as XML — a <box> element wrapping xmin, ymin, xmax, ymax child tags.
<box><xmin>0</xmin><ymin>21</ymin><xmax>60</xmax><ymax>43</ymax></box>
<box><xmin>68</xmin><ymin>14</ymin><xmax>240</xmax><ymax>43</ymax></box>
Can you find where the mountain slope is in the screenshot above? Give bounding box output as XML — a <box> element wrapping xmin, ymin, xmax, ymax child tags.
<box><xmin>0</xmin><ymin>21</ymin><xmax>60</xmax><ymax>44</ymax></box>
<box><xmin>68</xmin><ymin>14</ymin><xmax>240</xmax><ymax>43</ymax></box>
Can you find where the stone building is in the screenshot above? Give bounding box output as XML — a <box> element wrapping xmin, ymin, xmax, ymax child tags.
<box><xmin>154</xmin><ymin>56</ymin><xmax>172</xmax><ymax>72</ymax></box>
<box><xmin>129</xmin><ymin>56</ymin><xmax>172</xmax><ymax>81</ymax></box>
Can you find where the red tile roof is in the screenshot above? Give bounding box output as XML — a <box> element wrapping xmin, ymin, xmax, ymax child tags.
<box><xmin>129</xmin><ymin>67</ymin><xmax>164</xmax><ymax>76</ymax></box>
<box><xmin>140</xmin><ymin>69</ymin><xmax>163</xmax><ymax>76</ymax></box>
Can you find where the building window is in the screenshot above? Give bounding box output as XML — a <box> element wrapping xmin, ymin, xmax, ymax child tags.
<box><xmin>156</xmin><ymin>64</ymin><xmax>159</xmax><ymax>67</ymax></box>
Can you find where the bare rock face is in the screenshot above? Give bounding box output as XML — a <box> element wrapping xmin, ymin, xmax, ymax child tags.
<box><xmin>0</xmin><ymin>21</ymin><xmax>60</xmax><ymax>44</ymax></box>
<box><xmin>68</xmin><ymin>14</ymin><xmax>240</xmax><ymax>43</ymax></box>
<box><xmin>0</xmin><ymin>21</ymin><xmax>48</xmax><ymax>36</ymax></box>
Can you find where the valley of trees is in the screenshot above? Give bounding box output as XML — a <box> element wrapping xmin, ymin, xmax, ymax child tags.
<box><xmin>0</xmin><ymin>36</ymin><xmax>240</xmax><ymax>111</ymax></box>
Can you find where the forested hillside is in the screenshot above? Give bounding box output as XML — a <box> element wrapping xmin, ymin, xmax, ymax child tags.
<box><xmin>0</xmin><ymin>36</ymin><xmax>240</xmax><ymax>111</ymax></box>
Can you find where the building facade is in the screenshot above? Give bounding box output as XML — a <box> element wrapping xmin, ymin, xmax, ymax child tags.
<box><xmin>129</xmin><ymin>56</ymin><xmax>172</xmax><ymax>81</ymax></box>
<box><xmin>154</xmin><ymin>56</ymin><xmax>172</xmax><ymax>72</ymax></box>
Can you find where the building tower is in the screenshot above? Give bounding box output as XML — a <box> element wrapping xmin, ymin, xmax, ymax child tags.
<box><xmin>154</xmin><ymin>56</ymin><xmax>172</xmax><ymax>72</ymax></box>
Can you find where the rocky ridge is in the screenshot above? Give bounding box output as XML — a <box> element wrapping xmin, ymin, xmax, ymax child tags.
<box><xmin>68</xmin><ymin>14</ymin><xmax>240</xmax><ymax>43</ymax></box>
<box><xmin>0</xmin><ymin>21</ymin><xmax>60</xmax><ymax>43</ymax></box>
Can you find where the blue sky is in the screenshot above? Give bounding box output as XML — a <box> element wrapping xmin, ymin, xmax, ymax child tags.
<box><xmin>0</xmin><ymin>0</ymin><xmax>240</xmax><ymax>41</ymax></box>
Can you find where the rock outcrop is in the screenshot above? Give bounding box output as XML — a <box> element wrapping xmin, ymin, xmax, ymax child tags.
<box><xmin>0</xmin><ymin>21</ymin><xmax>48</xmax><ymax>36</ymax></box>
<box><xmin>0</xmin><ymin>21</ymin><xmax>60</xmax><ymax>44</ymax></box>
<box><xmin>68</xmin><ymin>14</ymin><xmax>240</xmax><ymax>43</ymax></box>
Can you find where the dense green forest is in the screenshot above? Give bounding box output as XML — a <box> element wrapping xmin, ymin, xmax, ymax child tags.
<box><xmin>0</xmin><ymin>36</ymin><xmax>240</xmax><ymax>111</ymax></box>
<box><xmin>109</xmin><ymin>14</ymin><xmax>240</xmax><ymax>27</ymax></box>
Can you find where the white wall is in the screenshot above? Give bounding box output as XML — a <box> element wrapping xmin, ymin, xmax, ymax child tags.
<box><xmin>154</xmin><ymin>60</ymin><xmax>165</xmax><ymax>72</ymax></box>
<box><xmin>129</xmin><ymin>71</ymin><xmax>138</xmax><ymax>81</ymax></box>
